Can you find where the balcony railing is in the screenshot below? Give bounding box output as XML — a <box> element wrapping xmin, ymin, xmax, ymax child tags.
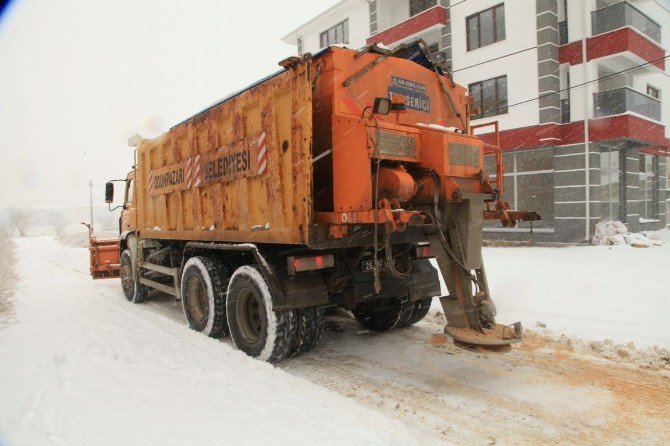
<box><xmin>593</xmin><ymin>87</ymin><xmax>661</xmax><ymax>121</ymax></box>
<box><xmin>591</xmin><ymin>1</ymin><xmax>661</xmax><ymax>43</ymax></box>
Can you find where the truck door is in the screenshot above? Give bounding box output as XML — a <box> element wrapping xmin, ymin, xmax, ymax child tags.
<box><xmin>120</xmin><ymin>171</ymin><xmax>137</xmax><ymax>232</ymax></box>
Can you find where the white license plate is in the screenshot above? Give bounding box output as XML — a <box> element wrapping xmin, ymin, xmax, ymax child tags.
<box><xmin>361</xmin><ymin>259</ymin><xmax>388</xmax><ymax>273</ymax></box>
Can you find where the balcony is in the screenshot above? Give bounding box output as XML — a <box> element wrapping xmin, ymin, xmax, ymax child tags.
<box><xmin>593</xmin><ymin>87</ymin><xmax>661</xmax><ymax>122</ymax></box>
<box><xmin>366</xmin><ymin>5</ymin><xmax>448</xmax><ymax>46</ymax></box>
<box><xmin>559</xmin><ymin>28</ymin><xmax>665</xmax><ymax>70</ymax></box>
<box><xmin>591</xmin><ymin>1</ymin><xmax>661</xmax><ymax>43</ymax></box>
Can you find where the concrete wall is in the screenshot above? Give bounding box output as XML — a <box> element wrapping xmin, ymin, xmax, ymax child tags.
<box><xmin>285</xmin><ymin>0</ymin><xmax>370</xmax><ymax>54</ymax></box>
<box><xmin>451</xmin><ymin>0</ymin><xmax>541</xmax><ymax>131</ymax></box>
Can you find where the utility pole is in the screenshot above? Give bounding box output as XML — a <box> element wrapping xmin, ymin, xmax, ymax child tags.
<box><xmin>89</xmin><ymin>180</ymin><xmax>94</xmax><ymax>232</ymax></box>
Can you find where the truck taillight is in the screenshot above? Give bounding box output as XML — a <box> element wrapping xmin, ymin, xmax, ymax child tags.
<box><xmin>415</xmin><ymin>243</ymin><xmax>432</xmax><ymax>258</ymax></box>
<box><xmin>287</xmin><ymin>254</ymin><xmax>335</xmax><ymax>275</ymax></box>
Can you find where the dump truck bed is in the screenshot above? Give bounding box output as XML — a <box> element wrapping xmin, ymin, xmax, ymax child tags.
<box><xmin>135</xmin><ymin>61</ymin><xmax>313</xmax><ymax>245</ymax></box>
<box><xmin>134</xmin><ymin>45</ymin><xmax>473</xmax><ymax>247</ymax></box>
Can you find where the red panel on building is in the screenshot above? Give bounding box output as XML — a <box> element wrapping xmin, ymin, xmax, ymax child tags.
<box><xmin>559</xmin><ymin>28</ymin><xmax>665</xmax><ymax>70</ymax></box>
<box><xmin>477</xmin><ymin>115</ymin><xmax>669</xmax><ymax>155</ymax></box>
<box><xmin>366</xmin><ymin>6</ymin><xmax>448</xmax><ymax>46</ymax></box>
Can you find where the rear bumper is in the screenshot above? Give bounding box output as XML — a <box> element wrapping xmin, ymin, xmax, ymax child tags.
<box><xmin>351</xmin><ymin>258</ymin><xmax>441</xmax><ymax>303</ymax></box>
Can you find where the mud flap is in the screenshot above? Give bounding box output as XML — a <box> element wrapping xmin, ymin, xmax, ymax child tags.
<box><xmin>427</xmin><ymin>196</ymin><xmax>522</xmax><ymax>351</ymax></box>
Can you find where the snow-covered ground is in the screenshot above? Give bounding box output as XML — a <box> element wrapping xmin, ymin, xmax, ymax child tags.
<box><xmin>1</xmin><ymin>234</ymin><xmax>669</xmax><ymax>445</ymax></box>
<box><xmin>0</xmin><ymin>237</ymin><xmax>417</xmax><ymax>446</ymax></box>
<box><xmin>486</xmin><ymin>229</ymin><xmax>670</xmax><ymax>348</ymax></box>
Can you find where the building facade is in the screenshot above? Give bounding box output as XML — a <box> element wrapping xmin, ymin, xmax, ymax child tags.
<box><xmin>282</xmin><ymin>0</ymin><xmax>670</xmax><ymax>243</ymax></box>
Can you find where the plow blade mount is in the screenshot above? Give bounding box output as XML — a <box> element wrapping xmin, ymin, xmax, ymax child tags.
<box><xmin>427</xmin><ymin>194</ymin><xmax>522</xmax><ymax>352</ymax></box>
<box><xmin>82</xmin><ymin>223</ymin><xmax>120</xmax><ymax>279</ymax></box>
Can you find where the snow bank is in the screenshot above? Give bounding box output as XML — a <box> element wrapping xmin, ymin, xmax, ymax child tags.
<box><xmin>61</xmin><ymin>223</ymin><xmax>87</xmax><ymax>235</ymax></box>
<box><xmin>22</xmin><ymin>225</ymin><xmax>57</xmax><ymax>237</ymax></box>
<box><xmin>525</xmin><ymin>329</ymin><xmax>670</xmax><ymax>371</ymax></box>
<box><xmin>484</xmin><ymin>230</ymin><xmax>670</xmax><ymax>348</ymax></box>
<box><xmin>0</xmin><ymin>237</ymin><xmax>418</xmax><ymax>446</ymax></box>
<box><xmin>430</xmin><ymin>228</ymin><xmax>670</xmax><ymax>349</ymax></box>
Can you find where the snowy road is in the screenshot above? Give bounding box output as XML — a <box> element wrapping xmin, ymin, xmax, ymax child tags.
<box><xmin>2</xmin><ymin>236</ymin><xmax>670</xmax><ymax>445</ymax></box>
<box><xmin>0</xmin><ymin>238</ymin><xmax>416</xmax><ymax>446</ymax></box>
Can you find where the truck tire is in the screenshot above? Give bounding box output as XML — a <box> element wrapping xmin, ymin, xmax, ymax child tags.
<box><xmin>402</xmin><ymin>297</ymin><xmax>432</xmax><ymax>327</ymax></box>
<box><xmin>352</xmin><ymin>296</ymin><xmax>412</xmax><ymax>332</ymax></box>
<box><xmin>120</xmin><ymin>249</ymin><xmax>148</xmax><ymax>303</ymax></box>
<box><xmin>289</xmin><ymin>307</ymin><xmax>325</xmax><ymax>356</ymax></box>
<box><xmin>226</xmin><ymin>265</ymin><xmax>296</xmax><ymax>362</ymax></box>
<box><xmin>181</xmin><ymin>256</ymin><xmax>230</xmax><ymax>338</ymax></box>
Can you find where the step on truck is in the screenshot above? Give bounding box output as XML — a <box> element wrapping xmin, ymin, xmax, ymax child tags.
<box><xmin>90</xmin><ymin>41</ymin><xmax>539</xmax><ymax>361</ymax></box>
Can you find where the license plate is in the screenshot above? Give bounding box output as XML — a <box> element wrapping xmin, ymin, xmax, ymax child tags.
<box><xmin>361</xmin><ymin>259</ymin><xmax>388</xmax><ymax>273</ymax></box>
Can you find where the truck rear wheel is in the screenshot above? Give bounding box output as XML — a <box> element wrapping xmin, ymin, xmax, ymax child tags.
<box><xmin>402</xmin><ymin>298</ymin><xmax>432</xmax><ymax>327</ymax></box>
<box><xmin>120</xmin><ymin>249</ymin><xmax>147</xmax><ymax>303</ymax></box>
<box><xmin>289</xmin><ymin>307</ymin><xmax>325</xmax><ymax>356</ymax></box>
<box><xmin>181</xmin><ymin>256</ymin><xmax>229</xmax><ymax>338</ymax></box>
<box><xmin>352</xmin><ymin>296</ymin><xmax>413</xmax><ymax>332</ymax></box>
<box><xmin>226</xmin><ymin>265</ymin><xmax>296</xmax><ymax>362</ymax></box>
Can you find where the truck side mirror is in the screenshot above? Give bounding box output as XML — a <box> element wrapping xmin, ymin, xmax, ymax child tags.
<box><xmin>105</xmin><ymin>182</ymin><xmax>114</xmax><ymax>203</ymax></box>
<box><xmin>373</xmin><ymin>97</ymin><xmax>391</xmax><ymax>116</ymax></box>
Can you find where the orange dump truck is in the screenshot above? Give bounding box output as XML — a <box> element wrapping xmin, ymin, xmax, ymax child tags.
<box><xmin>94</xmin><ymin>42</ymin><xmax>538</xmax><ymax>361</ymax></box>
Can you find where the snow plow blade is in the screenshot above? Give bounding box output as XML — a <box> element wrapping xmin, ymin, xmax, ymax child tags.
<box><xmin>82</xmin><ymin>223</ymin><xmax>120</xmax><ymax>279</ymax></box>
<box><xmin>427</xmin><ymin>195</ymin><xmax>523</xmax><ymax>353</ymax></box>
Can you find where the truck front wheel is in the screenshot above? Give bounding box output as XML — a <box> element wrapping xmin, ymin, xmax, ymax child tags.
<box><xmin>120</xmin><ymin>249</ymin><xmax>147</xmax><ymax>303</ymax></box>
<box><xmin>180</xmin><ymin>256</ymin><xmax>229</xmax><ymax>338</ymax></box>
<box><xmin>226</xmin><ymin>265</ymin><xmax>296</xmax><ymax>362</ymax></box>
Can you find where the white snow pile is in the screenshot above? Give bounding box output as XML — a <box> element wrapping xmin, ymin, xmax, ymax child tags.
<box><xmin>527</xmin><ymin>328</ymin><xmax>670</xmax><ymax>371</ymax></box>
<box><xmin>591</xmin><ymin>220</ymin><xmax>663</xmax><ymax>247</ymax></box>
<box><xmin>0</xmin><ymin>237</ymin><xmax>418</xmax><ymax>446</ymax></box>
<box><xmin>416</xmin><ymin>122</ymin><xmax>460</xmax><ymax>133</ymax></box>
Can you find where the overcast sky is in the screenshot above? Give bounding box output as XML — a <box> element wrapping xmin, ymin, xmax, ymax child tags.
<box><xmin>0</xmin><ymin>0</ymin><xmax>339</xmax><ymax>208</ymax></box>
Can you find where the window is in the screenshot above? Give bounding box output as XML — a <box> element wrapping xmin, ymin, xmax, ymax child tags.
<box><xmin>320</xmin><ymin>19</ymin><xmax>349</xmax><ymax>48</ymax></box>
<box><xmin>600</xmin><ymin>150</ymin><xmax>621</xmax><ymax>221</ymax></box>
<box><xmin>647</xmin><ymin>85</ymin><xmax>660</xmax><ymax>99</ymax></box>
<box><xmin>297</xmin><ymin>37</ymin><xmax>303</xmax><ymax>55</ymax></box>
<box><xmin>125</xmin><ymin>179</ymin><xmax>134</xmax><ymax>206</ymax></box>
<box><xmin>469</xmin><ymin>75</ymin><xmax>508</xmax><ymax>119</ymax></box>
<box><xmin>467</xmin><ymin>3</ymin><xmax>505</xmax><ymax>51</ymax></box>
<box><xmin>410</xmin><ymin>0</ymin><xmax>437</xmax><ymax>16</ymax></box>
<box><xmin>639</xmin><ymin>154</ymin><xmax>659</xmax><ymax>220</ymax></box>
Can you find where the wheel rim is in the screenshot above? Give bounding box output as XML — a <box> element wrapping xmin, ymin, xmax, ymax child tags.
<box><xmin>120</xmin><ymin>256</ymin><xmax>134</xmax><ymax>296</ymax></box>
<box><xmin>236</xmin><ymin>287</ymin><xmax>263</xmax><ymax>344</ymax></box>
<box><xmin>186</xmin><ymin>275</ymin><xmax>208</xmax><ymax>323</ymax></box>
